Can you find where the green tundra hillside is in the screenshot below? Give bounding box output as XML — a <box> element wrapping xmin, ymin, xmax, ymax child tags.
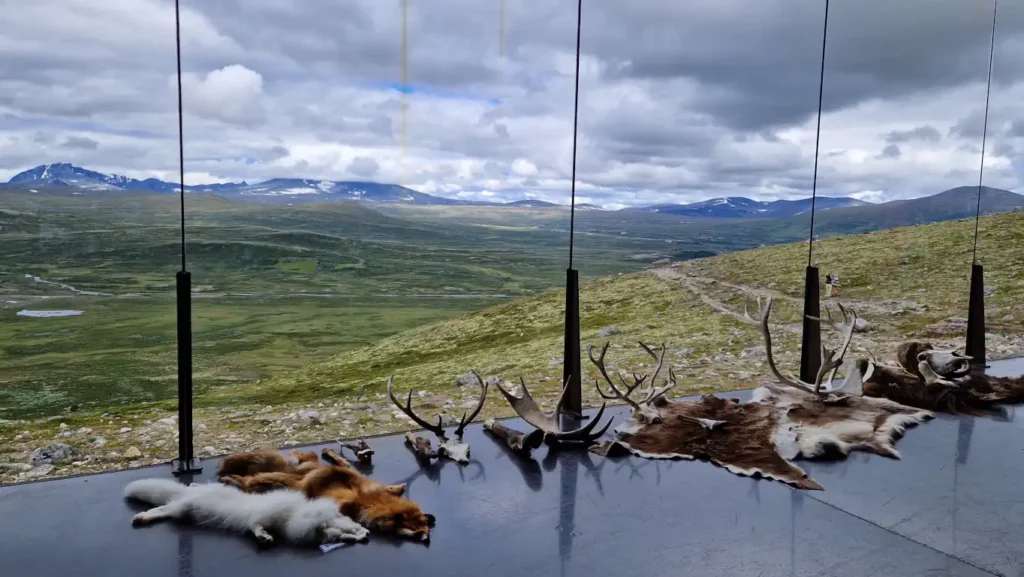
<box><xmin>2</xmin><ymin>211</ymin><xmax>1022</xmax><ymax>484</ymax></box>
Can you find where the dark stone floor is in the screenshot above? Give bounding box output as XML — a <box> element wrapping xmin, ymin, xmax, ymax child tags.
<box><xmin>2</xmin><ymin>357</ymin><xmax>1023</xmax><ymax>577</ymax></box>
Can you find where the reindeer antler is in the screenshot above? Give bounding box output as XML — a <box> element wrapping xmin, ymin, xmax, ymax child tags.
<box><xmin>387</xmin><ymin>376</ymin><xmax>446</xmax><ymax>437</ymax></box>
<box><xmin>495</xmin><ymin>376</ymin><xmax>612</xmax><ymax>445</ymax></box>
<box><xmin>588</xmin><ymin>342</ymin><xmax>675</xmax><ymax>423</ymax></box>
<box><xmin>741</xmin><ymin>296</ymin><xmax>859</xmax><ymax>396</ymax></box>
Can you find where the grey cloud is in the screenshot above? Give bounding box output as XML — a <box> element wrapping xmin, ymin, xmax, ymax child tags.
<box><xmin>885</xmin><ymin>125</ymin><xmax>941</xmax><ymax>143</ymax></box>
<box><xmin>368</xmin><ymin>116</ymin><xmax>393</xmax><ymax>138</ymax></box>
<box><xmin>59</xmin><ymin>136</ymin><xmax>100</xmax><ymax>150</ymax></box>
<box><xmin>878</xmin><ymin>144</ymin><xmax>901</xmax><ymax>159</ymax></box>
<box><xmin>347</xmin><ymin>156</ymin><xmax>380</xmax><ymax>178</ymax></box>
<box><xmin>3</xmin><ymin>0</ymin><xmax>1024</xmax><ymax>204</ymax></box>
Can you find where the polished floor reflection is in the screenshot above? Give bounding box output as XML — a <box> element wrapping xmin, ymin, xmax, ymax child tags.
<box><xmin>2</xmin><ymin>358</ymin><xmax>1022</xmax><ymax>576</ymax></box>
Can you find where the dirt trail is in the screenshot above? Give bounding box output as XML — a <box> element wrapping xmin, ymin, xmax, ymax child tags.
<box><xmin>650</xmin><ymin>267</ymin><xmax>802</xmax><ymax>334</ymax></box>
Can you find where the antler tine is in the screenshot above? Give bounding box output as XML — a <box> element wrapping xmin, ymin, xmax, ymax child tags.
<box><xmin>743</xmin><ymin>296</ymin><xmax>814</xmax><ymax>393</ymax></box>
<box><xmin>645</xmin><ymin>366</ymin><xmax>677</xmax><ymax>406</ymax></box>
<box><xmin>386</xmin><ymin>376</ymin><xmax>445</xmax><ymax>437</ymax></box>
<box><xmin>811</xmin><ymin>303</ymin><xmax>858</xmax><ymax>393</ymax></box>
<box><xmin>587</xmin><ymin>343</ymin><xmax>644</xmax><ymax>412</ymax></box>
<box><xmin>551</xmin><ymin>402</ymin><xmax>613</xmax><ymax>443</ymax></box>
<box><xmin>453</xmin><ymin>370</ymin><xmax>489</xmax><ymax>439</ymax></box>
<box><xmin>638</xmin><ymin>341</ymin><xmax>666</xmax><ymax>400</ymax></box>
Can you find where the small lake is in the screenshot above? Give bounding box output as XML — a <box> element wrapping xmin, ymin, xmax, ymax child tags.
<box><xmin>16</xmin><ymin>310</ymin><xmax>84</xmax><ymax>318</ymax></box>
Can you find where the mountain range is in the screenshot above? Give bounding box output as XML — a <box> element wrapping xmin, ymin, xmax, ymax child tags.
<box><xmin>624</xmin><ymin>195</ymin><xmax>868</xmax><ymax>218</ymax></box>
<box><xmin>5</xmin><ymin>163</ymin><xmax>1024</xmax><ymax>220</ymax></box>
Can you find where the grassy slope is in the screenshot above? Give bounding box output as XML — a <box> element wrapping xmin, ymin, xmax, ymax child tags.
<box><xmin>3</xmin><ymin>212</ymin><xmax>1023</xmax><ymax>485</ymax></box>
<box><xmin>210</xmin><ymin>210</ymin><xmax>1024</xmax><ymax>409</ymax></box>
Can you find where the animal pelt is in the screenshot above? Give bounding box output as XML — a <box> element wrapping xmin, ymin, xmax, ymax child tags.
<box><xmin>124</xmin><ymin>478</ymin><xmax>368</xmax><ymax>547</ymax></box>
<box><xmin>218</xmin><ymin>449</ymin><xmax>436</xmax><ymax>542</ymax></box>
<box><xmin>591</xmin><ymin>383</ymin><xmax>933</xmax><ymax>490</ymax></box>
<box><xmin>863</xmin><ymin>340</ymin><xmax>1024</xmax><ymax>415</ymax></box>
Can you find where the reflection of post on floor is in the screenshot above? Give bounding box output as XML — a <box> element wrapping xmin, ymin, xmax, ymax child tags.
<box><xmin>558</xmin><ymin>438</ymin><xmax>580</xmax><ymax>577</ymax></box>
<box><xmin>178</xmin><ymin>531</ymin><xmax>194</xmax><ymax>577</ymax></box>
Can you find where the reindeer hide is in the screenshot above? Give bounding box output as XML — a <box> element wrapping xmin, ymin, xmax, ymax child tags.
<box><xmin>591</xmin><ymin>384</ymin><xmax>933</xmax><ymax>490</ymax></box>
<box><xmin>863</xmin><ymin>340</ymin><xmax>1024</xmax><ymax>415</ymax></box>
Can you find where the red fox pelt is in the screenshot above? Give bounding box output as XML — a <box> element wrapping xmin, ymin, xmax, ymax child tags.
<box><xmin>218</xmin><ymin>449</ymin><xmax>435</xmax><ymax>542</ymax></box>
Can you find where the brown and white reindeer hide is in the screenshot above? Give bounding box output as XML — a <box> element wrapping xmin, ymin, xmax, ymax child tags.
<box><xmin>863</xmin><ymin>340</ymin><xmax>1024</xmax><ymax>415</ymax></box>
<box><xmin>590</xmin><ymin>383</ymin><xmax>933</xmax><ymax>490</ymax></box>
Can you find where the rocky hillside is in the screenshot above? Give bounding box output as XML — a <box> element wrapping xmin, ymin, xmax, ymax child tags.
<box><xmin>2</xmin><ymin>211</ymin><xmax>1023</xmax><ymax>484</ymax></box>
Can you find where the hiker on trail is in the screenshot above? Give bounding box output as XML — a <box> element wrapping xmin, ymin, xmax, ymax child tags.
<box><xmin>824</xmin><ymin>272</ymin><xmax>833</xmax><ymax>298</ymax></box>
<box><xmin>831</xmin><ymin>272</ymin><xmax>840</xmax><ymax>298</ymax></box>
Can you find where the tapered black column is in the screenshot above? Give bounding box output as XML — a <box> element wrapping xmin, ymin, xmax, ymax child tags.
<box><xmin>561</xmin><ymin>268</ymin><xmax>582</xmax><ymax>417</ymax></box>
<box><xmin>965</xmin><ymin>263</ymin><xmax>986</xmax><ymax>367</ymax></box>
<box><xmin>172</xmin><ymin>270</ymin><xmax>201</xmax><ymax>475</ymax></box>
<box><xmin>799</xmin><ymin>266</ymin><xmax>822</xmax><ymax>383</ymax></box>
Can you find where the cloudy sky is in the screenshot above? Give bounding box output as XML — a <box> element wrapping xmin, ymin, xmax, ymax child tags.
<box><xmin>2</xmin><ymin>0</ymin><xmax>1023</xmax><ymax>208</ymax></box>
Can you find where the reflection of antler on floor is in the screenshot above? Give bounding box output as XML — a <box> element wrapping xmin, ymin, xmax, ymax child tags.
<box><xmin>394</xmin><ymin>456</ymin><xmax>485</xmax><ymax>492</ymax></box>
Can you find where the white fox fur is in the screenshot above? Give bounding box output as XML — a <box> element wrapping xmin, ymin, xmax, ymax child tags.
<box><xmin>124</xmin><ymin>478</ymin><xmax>369</xmax><ymax>547</ymax></box>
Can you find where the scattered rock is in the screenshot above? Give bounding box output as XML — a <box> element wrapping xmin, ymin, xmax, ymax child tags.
<box><xmin>891</xmin><ymin>309</ymin><xmax>906</xmax><ymax>316</ymax></box>
<box><xmin>550</xmin><ymin>358</ymin><xmax>563</xmax><ymax>367</ymax></box>
<box><xmin>438</xmin><ymin>414</ymin><xmax>456</xmax><ymax>427</ymax></box>
<box><xmin>598</xmin><ymin>327</ymin><xmax>620</xmax><ymax>338</ymax></box>
<box><xmin>767</xmin><ymin>283</ymin><xmax>778</xmax><ymax>290</ymax></box>
<box><xmin>120</xmin><ymin>427</ymin><xmax>132</xmax><ymax>433</ymax></box>
<box><xmin>24</xmin><ymin>464</ymin><xmax>55</xmax><ymax>479</ymax></box>
<box><xmin>853</xmin><ymin>318</ymin><xmax>872</xmax><ymax>333</ymax></box>
<box><xmin>93</xmin><ymin>437</ymin><xmax>106</xmax><ymax>448</ymax></box>
<box><xmin>739</xmin><ymin>346</ymin><xmax>766</xmax><ymax>359</ymax></box>
<box><xmin>30</xmin><ymin>443</ymin><xmax>82</xmax><ymax>466</ymax></box>
<box><xmin>455</xmin><ymin>372</ymin><xmax>482</xmax><ymax>387</ymax></box>
<box><xmin>0</xmin><ymin>463</ymin><xmax>33</xmax><ymax>472</ymax></box>
<box><xmin>202</xmin><ymin>446</ymin><xmax>217</xmax><ymax>455</ymax></box>
<box><xmin>157</xmin><ymin>418</ymin><xmax>176</xmax><ymax>426</ymax></box>
<box><xmin>59</xmin><ymin>423</ymin><xmax>68</xmax><ymax>430</ymax></box>
<box><xmin>124</xmin><ymin>447</ymin><xmax>142</xmax><ymax>459</ymax></box>
<box><xmin>76</xmin><ymin>427</ymin><xmax>93</xmax><ymax>435</ymax></box>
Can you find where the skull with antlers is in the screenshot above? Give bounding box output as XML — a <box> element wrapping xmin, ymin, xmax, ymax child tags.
<box><xmin>741</xmin><ymin>296</ymin><xmax>865</xmax><ymax>397</ymax></box>
<box><xmin>587</xmin><ymin>341</ymin><xmax>727</xmax><ymax>431</ymax></box>
<box><xmin>587</xmin><ymin>342</ymin><xmax>677</xmax><ymax>424</ymax></box>
<box><xmin>387</xmin><ymin>373</ymin><xmax>488</xmax><ymax>464</ymax></box>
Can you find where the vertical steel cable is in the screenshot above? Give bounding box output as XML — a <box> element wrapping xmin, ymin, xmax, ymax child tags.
<box><xmin>806</xmin><ymin>0</ymin><xmax>829</xmax><ymax>267</ymax></box>
<box><xmin>973</xmin><ymin>0</ymin><xmax>998</xmax><ymax>265</ymax></box>
<box><xmin>567</xmin><ymin>0</ymin><xmax>582</xmax><ymax>269</ymax></box>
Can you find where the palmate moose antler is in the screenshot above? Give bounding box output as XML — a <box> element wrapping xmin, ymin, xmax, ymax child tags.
<box><xmin>742</xmin><ymin>296</ymin><xmax>862</xmax><ymax>396</ymax></box>
<box><xmin>387</xmin><ymin>373</ymin><xmax>489</xmax><ymax>464</ymax></box>
<box><xmin>587</xmin><ymin>342</ymin><xmax>677</xmax><ymax>424</ymax></box>
<box><xmin>494</xmin><ymin>376</ymin><xmax>613</xmax><ymax>446</ymax></box>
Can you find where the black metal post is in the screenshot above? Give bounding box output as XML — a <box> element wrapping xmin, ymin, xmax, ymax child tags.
<box><xmin>799</xmin><ymin>266</ymin><xmax>822</xmax><ymax>383</ymax></box>
<box><xmin>172</xmin><ymin>270</ymin><xmax>201</xmax><ymax>475</ymax></box>
<box><xmin>965</xmin><ymin>263</ymin><xmax>986</xmax><ymax>368</ymax></box>
<box><xmin>561</xmin><ymin>268</ymin><xmax>583</xmax><ymax>418</ymax></box>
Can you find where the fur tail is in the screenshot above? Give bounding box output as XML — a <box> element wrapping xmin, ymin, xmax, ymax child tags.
<box><xmin>124</xmin><ymin>478</ymin><xmax>190</xmax><ymax>505</ymax></box>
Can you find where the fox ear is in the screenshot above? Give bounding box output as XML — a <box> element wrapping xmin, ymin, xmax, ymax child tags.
<box><xmin>424</xmin><ymin>513</ymin><xmax>436</xmax><ymax>527</ymax></box>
